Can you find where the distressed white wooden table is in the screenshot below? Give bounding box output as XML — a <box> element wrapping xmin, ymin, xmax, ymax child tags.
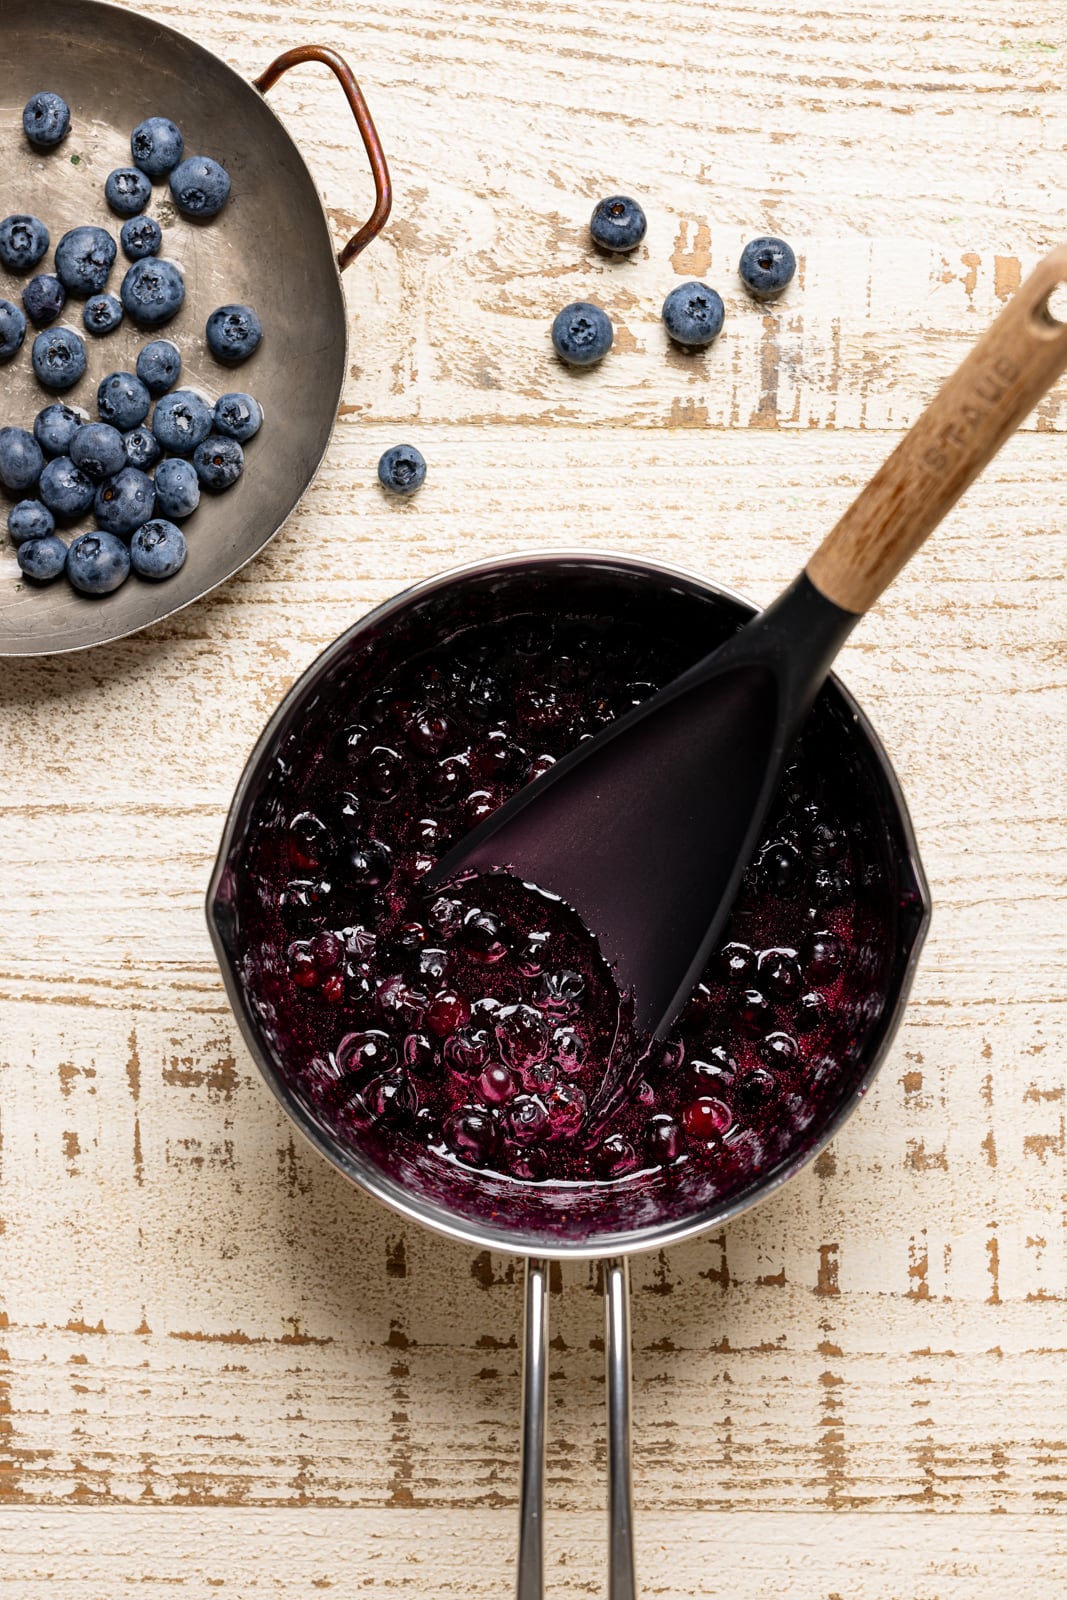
<box><xmin>2</xmin><ymin>1</ymin><xmax>1066</xmax><ymax>1594</ymax></box>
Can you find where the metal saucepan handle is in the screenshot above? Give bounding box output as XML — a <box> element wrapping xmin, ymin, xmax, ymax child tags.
<box><xmin>254</xmin><ymin>45</ymin><xmax>393</xmax><ymax>269</ymax></box>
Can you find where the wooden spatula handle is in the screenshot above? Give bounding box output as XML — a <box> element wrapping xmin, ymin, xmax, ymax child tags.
<box><xmin>806</xmin><ymin>245</ymin><xmax>1067</xmax><ymax>615</ymax></box>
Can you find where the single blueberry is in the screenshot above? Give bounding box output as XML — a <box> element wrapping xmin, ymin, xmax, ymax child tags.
<box><xmin>135</xmin><ymin>339</ymin><xmax>181</xmax><ymax>396</ymax></box>
<box><xmin>22</xmin><ymin>92</ymin><xmax>70</xmax><ymax>149</ymax></box>
<box><xmin>738</xmin><ymin>236</ymin><xmax>797</xmax><ymax>301</ymax></box>
<box><xmin>130</xmin><ymin>518</ymin><xmax>186</xmax><ymax>579</ymax></box>
<box><xmin>23</xmin><ymin>273</ymin><xmax>66</xmax><ymax>327</ymax></box>
<box><xmin>213</xmin><ymin>391</ymin><xmax>262</xmax><ymax>442</ymax></box>
<box><xmin>377</xmin><ymin>444</ymin><xmax>426</xmax><ymax>496</ymax></box>
<box><xmin>8</xmin><ymin>499</ymin><xmax>54</xmax><ymax>545</ymax></box>
<box><xmin>205</xmin><ymin>303</ymin><xmax>262</xmax><ymax>364</ymax></box>
<box><xmin>131</xmin><ymin>117</ymin><xmax>184</xmax><ymax>180</ymax></box>
<box><xmin>34</xmin><ymin>401</ymin><xmax>86</xmax><ymax>457</ymax></box>
<box><xmin>82</xmin><ymin>292</ymin><xmax>124</xmax><ymax>336</ymax></box>
<box><xmin>0</xmin><ymin>214</ymin><xmax>50</xmax><ymax>272</ymax></box>
<box><xmin>120</xmin><ymin>257</ymin><xmax>185</xmax><ymax>326</ymax></box>
<box><xmin>70</xmin><ymin>422</ymin><xmax>127</xmax><ymax>479</ymax></box>
<box><xmin>96</xmin><ymin>371</ymin><xmax>151</xmax><ymax>430</ymax></box>
<box><xmin>152</xmin><ymin>456</ymin><xmax>200</xmax><ymax>519</ymax></box>
<box><xmin>589</xmin><ymin>195</ymin><xmax>647</xmax><ymax>254</ymax></box>
<box><xmin>551</xmin><ymin>301</ymin><xmax>613</xmax><ymax>367</ymax></box>
<box><xmin>193</xmin><ymin>433</ymin><xmax>244</xmax><ymax>491</ymax></box>
<box><xmin>39</xmin><ymin>455</ymin><xmax>95</xmax><ymax>520</ymax></box>
<box><xmin>170</xmin><ymin>156</ymin><xmax>231</xmax><ymax>219</ymax></box>
<box><xmin>152</xmin><ymin>388</ymin><xmax>213</xmax><ymax>453</ymax></box>
<box><xmin>104</xmin><ymin>167</ymin><xmax>151</xmax><ymax>218</ymax></box>
<box><xmin>67</xmin><ymin>530</ymin><xmax>130</xmax><ymax>595</ymax></box>
<box><xmin>32</xmin><ymin>325</ymin><xmax>87</xmax><ymax>390</ymax></box>
<box><xmin>17</xmin><ymin>534</ymin><xmax>67</xmax><ymax>581</ymax></box>
<box><xmin>0</xmin><ymin>298</ymin><xmax>27</xmax><ymax>360</ymax></box>
<box><xmin>120</xmin><ymin>216</ymin><xmax>162</xmax><ymax>261</ymax></box>
<box><xmin>122</xmin><ymin>426</ymin><xmax>160</xmax><ymax>471</ymax></box>
<box><xmin>93</xmin><ymin>466</ymin><xmax>155</xmax><ymax>536</ymax></box>
<box><xmin>661</xmin><ymin>280</ymin><xmax>725</xmax><ymax>348</ymax></box>
<box><xmin>54</xmin><ymin>226</ymin><xmax>117</xmax><ymax>297</ymax></box>
<box><xmin>0</xmin><ymin>427</ymin><xmax>45</xmax><ymax>492</ymax></box>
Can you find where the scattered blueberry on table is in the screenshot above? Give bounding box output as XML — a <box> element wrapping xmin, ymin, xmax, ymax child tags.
<box><xmin>589</xmin><ymin>195</ymin><xmax>647</xmax><ymax>254</ymax></box>
<box><xmin>551</xmin><ymin>300</ymin><xmax>613</xmax><ymax>367</ymax></box>
<box><xmin>131</xmin><ymin>116</ymin><xmax>184</xmax><ymax>179</ymax></box>
<box><xmin>23</xmin><ymin>273</ymin><xmax>65</xmax><ymax>327</ymax></box>
<box><xmin>0</xmin><ymin>214</ymin><xmax>50</xmax><ymax>273</ymax></box>
<box><xmin>22</xmin><ymin>92</ymin><xmax>70</xmax><ymax>150</ymax></box>
<box><xmin>377</xmin><ymin>444</ymin><xmax>426</xmax><ymax>497</ymax></box>
<box><xmin>205</xmin><ymin>303</ymin><xmax>261</xmax><ymax>364</ymax></box>
<box><xmin>82</xmin><ymin>292</ymin><xmax>123</xmax><ymax>336</ymax></box>
<box><xmin>738</xmin><ymin>235</ymin><xmax>796</xmax><ymax>300</ymax></box>
<box><xmin>0</xmin><ymin>299</ymin><xmax>27</xmax><ymax>360</ymax></box>
<box><xmin>120</xmin><ymin>216</ymin><xmax>162</xmax><ymax>261</ymax></box>
<box><xmin>170</xmin><ymin>155</ymin><xmax>230</xmax><ymax>218</ymax></box>
<box><xmin>104</xmin><ymin>167</ymin><xmax>151</xmax><ymax>218</ymax></box>
<box><xmin>661</xmin><ymin>280</ymin><xmax>725</xmax><ymax>348</ymax></box>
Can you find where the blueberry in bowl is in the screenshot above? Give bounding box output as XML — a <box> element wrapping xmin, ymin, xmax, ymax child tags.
<box><xmin>104</xmin><ymin>167</ymin><xmax>152</xmax><ymax>218</ymax></box>
<box><xmin>93</xmin><ymin>466</ymin><xmax>155</xmax><ymax>536</ymax></box>
<box><xmin>67</xmin><ymin>529</ymin><xmax>130</xmax><ymax>595</ymax></box>
<box><xmin>120</xmin><ymin>258</ymin><xmax>185</xmax><ymax>327</ymax></box>
<box><xmin>34</xmin><ymin>401</ymin><xmax>87</xmax><ymax>458</ymax></box>
<box><xmin>17</xmin><ymin>534</ymin><xmax>67</xmax><ymax>582</ymax></box>
<box><xmin>136</xmin><ymin>339</ymin><xmax>181</xmax><ymax>396</ymax></box>
<box><xmin>39</xmin><ymin>455</ymin><xmax>94</xmax><ymax>521</ymax></box>
<box><xmin>153</xmin><ymin>457</ymin><xmax>200</xmax><ymax>520</ymax></box>
<box><xmin>0</xmin><ymin>426</ymin><xmax>45</xmax><ymax>493</ymax></box>
<box><xmin>214</xmin><ymin>392</ymin><xmax>263</xmax><ymax>442</ymax></box>
<box><xmin>54</xmin><ymin>226</ymin><xmax>117</xmax><ymax>297</ymax></box>
<box><xmin>120</xmin><ymin>217</ymin><xmax>163</xmax><ymax>261</ymax></box>
<box><xmin>0</xmin><ymin>299</ymin><xmax>28</xmax><ymax>360</ymax></box>
<box><xmin>8</xmin><ymin>499</ymin><xmax>54</xmax><ymax>546</ymax></box>
<box><xmin>130</xmin><ymin>518</ymin><xmax>187</xmax><ymax>580</ymax></box>
<box><xmin>82</xmin><ymin>293</ymin><xmax>124</xmax><ymax>337</ymax></box>
<box><xmin>70</xmin><ymin>421</ymin><xmax>126</xmax><ymax>480</ymax></box>
<box><xmin>193</xmin><ymin>434</ymin><xmax>244</xmax><ymax>491</ymax></box>
<box><xmin>22</xmin><ymin>91</ymin><xmax>70</xmax><ymax>149</ymax></box>
<box><xmin>152</xmin><ymin>389</ymin><xmax>213</xmax><ymax>454</ymax></box>
<box><xmin>131</xmin><ymin>116</ymin><xmax>184</xmax><ymax>179</ymax></box>
<box><xmin>206</xmin><ymin>303</ymin><xmax>262</xmax><ymax>364</ymax></box>
<box><xmin>0</xmin><ymin>214</ymin><xmax>50</xmax><ymax>272</ymax></box>
<box><xmin>23</xmin><ymin>274</ymin><xmax>66</xmax><ymax>327</ymax></box>
<box><xmin>31</xmin><ymin>326</ymin><xmax>87</xmax><ymax>390</ymax></box>
<box><xmin>170</xmin><ymin>155</ymin><xmax>231</xmax><ymax>218</ymax></box>
<box><xmin>96</xmin><ymin>371</ymin><xmax>151</xmax><ymax>431</ymax></box>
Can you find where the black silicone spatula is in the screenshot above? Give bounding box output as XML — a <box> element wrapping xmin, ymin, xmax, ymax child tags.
<box><xmin>429</xmin><ymin>247</ymin><xmax>1067</xmax><ymax>1039</ymax></box>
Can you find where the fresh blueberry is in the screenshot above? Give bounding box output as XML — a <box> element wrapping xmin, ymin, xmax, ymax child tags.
<box><xmin>70</xmin><ymin>422</ymin><xmax>127</xmax><ymax>479</ymax></box>
<box><xmin>34</xmin><ymin>401</ymin><xmax>86</xmax><ymax>457</ymax></box>
<box><xmin>93</xmin><ymin>466</ymin><xmax>155</xmax><ymax>536</ymax></box>
<box><xmin>0</xmin><ymin>299</ymin><xmax>27</xmax><ymax>360</ymax></box>
<box><xmin>136</xmin><ymin>339</ymin><xmax>181</xmax><ymax>396</ymax></box>
<box><xmin>130</xmin><ymin>517</ymin><xmax>186</xmax><ymax>579</ymax></box>
<box><xmin>213</xmin><ymin>392</ymin><xmax>262</xmax><ymax>442</ymax></box>
<box><xmin>104</xmin><ymin>167</ymin><xmax>151</xmax><ymax>218</ymax></box>
<box><xmin>152</xmin><ymin>389</ymin><xmax>213</xmax><ymax>453</ymax></box>
<box><xmin>38</xmin><ymin>455</ymin><xmax>95</xmax><ymax>520</ymax></box>
<box><xmin>152</xmin><ymin>456</ymin><xmax>200</xmax><ymax>519</ymax></box>
<box><xmin>551</xmin><ymin>301</ymin><xmax>613</xmax><ymax>367</ymax></box>
<box><xmin>23</xmin><ymin>273</ymin><xmax>66</xmax><ymax>327</ymax></box>
<box><xmin>0</xmin><ymin>427</ymin><xmax>44</xmax><ymax>492</ymax></box>
<box><xmin>131</xmin><ymin>117</ymin><xmax>184</xmax><ymax>180</ymax></box>
<box><xmin>661</xmin><ymin>280</ymin><xmax>725</xmax><ymax>348</ymax></box>
<box><xmin>22</xmin><ymin>92</ymin><xmax>70</xmax><ymax>149</ymax></box>
<box><xmin>122</xmin><ymin>426</ymin><xmax>160</xmax><ymax>471</ymax></box>
<box><xmin>82</xmin><ymin>292</ymin><xmax>123</xmax><ymax>336</ymax></box>
<box><xmin>589</xmin><ymin>195</ymin><xmax>647</xmax><ymax>254</ymax></box>
<box><xmin>32</xmin><ymin>325</ymin><xmax>87</xmax><ymax>390</ymax></box>
<box><xmin>738</xmin><ymin>236</ymin><xmax>797</xmax><ymax>301</ymax></box>
<box><xmin>17</xmin><ymin>534</ymin><xmax>67</xmax><ymax>582</ymax></box>
<box><xmin>0</xmin><ymin>214</ymin><xmax>50</xmax><ymax>272</ymax></box>
<box><xmin>67</xmin><ymin>530</ymin><xmax>130</xmax><ymax>595</ymax></box>
<box><xmin>96</xmin><ymin>371</ymin><xmax>151</xmax><ymax>430</ymax></box>
<box><xmin>54</xmin><ymin>226</ymin><xmax>117</xmax><ymax>297</ymax></box>
<box><xmin>205</xmin><ymin>303</ymin><xmax>262</xmax><ymax>364</ymax></box>
<box><xmin>120</xmin><ymin>257</ymin><xmax>184</xmax><ymax>326</ymax></box>
<box><xmin>120</xmin><ymin>216</ymin><xmax>162</xmax><ymax>261</ymax></box>
<box><xmin>8</xmin><ymin>498</ymin><xmax>54</xmax><ymax>545</ymax></box>
<box><xmin>193</xmin><ymin>434</ymin><xmax>243</xmax><ymax>491</ymax></box>
<box><xmin>170</xmin><ymin>156</ymin><xmax>231</xmax><ymax>219</ymax></box>
<box><xmin>377</xmin><ymin>444</ymin><xmax>426</xmax><ymax>496</ymax></box>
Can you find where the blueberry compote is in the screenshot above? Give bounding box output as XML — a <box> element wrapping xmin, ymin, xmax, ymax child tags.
<box><xmin>243</xmin><ymin>596</ymin><xmax>899</xmax><ymax>1209</ymax></box>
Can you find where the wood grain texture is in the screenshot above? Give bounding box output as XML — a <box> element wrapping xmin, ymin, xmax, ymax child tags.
<box><xmin>2</xmin><ymin>0</ymin><xmax>1067</xmax><ymax>1589</ymax></box>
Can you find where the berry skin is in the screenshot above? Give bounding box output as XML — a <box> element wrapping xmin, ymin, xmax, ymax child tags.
<box><xmin>8</xmin><ymin>499</ymin><xmax>54</xmax><ymax>545</ymax></box>
<box><xmin>54</xmin><ymin>226</ymin><xmax>117</xmax><ymax>297</ymax></box>
<box><xmin>120</xmin><ymin>217</ymin><xmax>163</xmax><ymax>261</ymax></box>
<box><xmin>23</xmin><ymin>92</ymin><xmax>70</xmax><ymax>149</ymax></box>
<box><xmin>214</xmin><ymin>392</ymin><xmax>262</xmax><ymax>442</ymax></box>
<box><xmin>70</xmin><ymin>422</ymin><xmax>126</xmax><ymax>479</ymax></box>
<box><xmin>82</xmin><ymin>293</ymin><xmax>124</xmax><ymax>336</ymax></box>
<box><xmin>589</xmin><ymin>195</ymin><xmax>647</xmax><ymax>254</ymax></box>
<box><xmin>153</xmin><ymin>456</ymin><xmax>200</xmax><ymax>519</ymax></box>
<box><xmin>120</xmin><ymin>257</ymin><xmax>185</xmax><ymax>326</ymax></box>
<box><xmin>0</xmin><ymin>299</ymin><xmax>27</xmax><ymax>360</ymax></box>
<box><xmin>105</xmin><ymin>167</ymin><xmax>151</xmax><ymax>217</ymax></box>
<box><xmin>23</xmin><ymin>274</ymin><xmax>66</xmax><ymax>327</ymax></box>
<box><xmin>717</xmin><ymin>941</ymin><xmax>755</xmax><ymax>985</ymax></box>
<box><xmin>97</xmin><ymin>371</ymin><xmax>151</xmax><ymax>430</ymax></box>
<box><xmin>123</xmin><ymin>426</ymin><xmax>161</xmax><ymax>472</ymax></box>
<box><xmin>130</xmin><ymin>518</ymin><xmax>187</xmax><ymax>580</ymax></box>
<box><xmin>193</xmin><ymin>434</ymin><xmax>244</xmax><ymax>491</ymax></box>
<box><xmin>0</xmin><ymin>427</ymin><xmax>44</xmax><ymax>492</ymax></box>
<box><xmin>661</xmin><ymin>280</ymin><xmax>725</xmax><ymax>348</ymax></box>
<box><xmin>94</xmin><ymin>466</ymin><xmax>156</xmax><ymax>536</ymax></box>
<box><xmin>551</xmin><ymin>301</ymin><xmax>613</xmax><ymax>367</ymax></box>
<box><xmin>0</xmin><ymin>214</ymin><xmax>50</xmax><ymax>272</ymax></box>
<box><xmin>682</xmin><ymin>1096</ymin><xmax>733</xmax><ymax>1141</ymax></box>
<box><xmin>646</xmin><ymin>1114</ymin><xmax>684</xmax><ymax>1164</ymax></box>
<box><xmin>17</xmin><ymin>535</ymin><xmax>67</xmax><ymax>582</ymax></box>
<box><xmin>595</xmin><ymin>1133</ymin><xmax>639</xmax><ymax>1178</ymax></box>
<box><xmin>34</xmin><ymin>401</ymin><xmax>86</xmax><ymax>457</ymax></box>
<box><xmin>377</xmin><ymin>444</ymin><xmax>426</xmax><ymax>496</ymax></box>
<box><xmin>206</xmin><ymin>303</ymin><xmax>262</xmax><ymax>364</ymax></box>
<box><xmin>39</xmin><ymin>456</ymin><xmax>94</xmax><ymax>520</ymax></box>
<box><xmin>152</xmin><ymin>390</ymin><xmax>214</xmax><ymax>454</ymax></box>
<box><xmin>804</xmin><ymin>932</ymin><xmax>843</xmax><ymax>983</ymax></box>
<box><xmin>32</xmin><ymin>326</ymin><xmax>87</xmax><ymax>390</ymax></box>
<box><xmin>131</xmin><ymin>117</ymin><xmax>184</xmax><ymax>179</ymax></box>
<box><xmin>136</xmin><ymin>339</ymin><xmax>181</xmax><ymax>395</ymax></box>
<box><xmin>170</xmin><ymin>155</ymin><xmax>231</xmax><ymax>218</ymax></box>
<box><xmin>443</xmin><ymin>1106</ymin><xmax>499</xmax><ymax>1166</ymax></box>
<box><xmin>67</xmin><ymin>530</ymin><xmax>131</xmax><ymax>595</ymax></box>
<box><xmin>738</xmin><ymin>236</ymin><xmax>797</xmax><ymax>301</ymax></box>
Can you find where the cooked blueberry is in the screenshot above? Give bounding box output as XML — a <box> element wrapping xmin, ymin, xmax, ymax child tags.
<box><xmin>82</xmin><ymin>292</ymin><xmax>123</xmax><ymax>336</ymax></box>
<box><xmin>31</xmin><ymin>326</ymin><xmax>87</xmax><ymax>390</ymax></box>
<box><xmin>443</xmin><ymin>1024</ymin><xmax>493</xmax><ymax>1077</ymax></box>
<box><xmin>16</xmin><ymin>534</ymin><xmax>67</xmax><ymax>582</ymax></box>
<box><xmin>152</xmin><ymin>390</ymin><xmax>213</xmax><ymax>454</ymax></box>
<box><xmin>342</xmin><ymin>839</ymin><xmax>393</xmax><ymax>889</ymax></box>
<box><xmin>23</xmin><ymin>273</ymin><xmax>65</xmax><ymax>327</ymax></box>
<box><xmin>93</xmin><ymin>466</ymin><xmax>155</xmax><ymax>536</ymax></box>
<box><xmin>682</xmin><ymin>1095</ymin><xmax>733</xmax><ymax>1141</ymax></box>
<box><xmin>279</xmin><ymin>877</ymin><xmax>332</xmax><ymax>928</ymax></box>
<box><xmin>66</xmin><ymin>530</ymin><xmax>130</xmax><ymax>594</ymax></box>
<box><xmin>661</xmin><ymin>280</ymin><xmax>725</xmax><ymax>348</ymax></box>
<box><xmin>551</xmin><ymin>300</ymin><xmax>613</xmax><ymax>366</ymax></box>
<box><xmin>70</xmin><ymin>422</ymin><xmax>126</xmax><ymax>479</ymax></box>
<box><xmin>105</xmin><ymin>167</ymin><xmax>151</xmax><ymax>217</ymax></box>
<box><xmin>121</xmin><ymin>426</ymin><xmax>160</xmax><ymax>472</ymax></box>
<box><xmin>507</xmin><ymin>1095</ymin><xmax>549</xmax><ymax>1145</ymax></box>
<box><xmin>734</xmin><ymin>1068</ymin><xmax>778</xmax><ymax>1112</ymax></box>
<box><xmin>131</xmin><ymin>117</ymin><xmax>184</xmax><ymax>179</ymax></box>
<box><xmin>136</xmin><ymin>339</ymin><xmax>181</xmax><ymax>395</ymax></box>
<box><xmin>120</xmin><ymin>257</ymin><xmax>184</xmax><ymax>326</ymax></box>
<box><xmin>377</xmin><ymin>444</ymin><xmax>426</xmax><ymax>496</ymax></box>
<box><xmin>8</xmin><ymin>499</ymin><xmax>54</xmax><ymax>545</ymax></box>
<box><xmin>0</xmin><ymin>299</ymin><xmax>27</xmax><ymax>360</ymax></box>
<box><xmin>152</xmin><ymin>456</ymin><xmax>200</xmax><ymax>519</ymax></box>
<box><xmin>34</xmin><ymin>401</ymin><xmax>86</xmax><ymax>457</ymax></box>
<box><xmin>205</xmin><ymin>303</ymin><xmax>262</xmax><ymax>364</ymax></box>
<box><xmin>169</xmin><ymin>155</ymin><xmax>231</xmax><ymax>218</ymax></box>
<box><xmin>595</xmin><ymin>1133</ymin><xmax>639</xmax><ymax>1178</ymax></box>
<box><xmin>23</xmin><ymin>91</ymin><xmax>70</xmax><ymax>149</ymax></box>
<box><xmin>0</xmin><ymin>214</ymin><xmax>49</xmax><ymax>272</ymax></box>
<box><xmin>760</xmin><ymin>840</ymin><xmax>805</xmax><ymax>894</ymax></box>
<box><xmin>193</xmin><ymin>434</ymin><xmax>244</xmax><ymax>491</ymax></box>
<box><xmin>213</xmin><ymin>391</ymin><xmax>262</xmax><ymax>442</ymax></box>
<box><xmin>757</xmin><ymin>1031</ymin><xmax>798</xmax><ymax>1069</ymax></box>
<box><xmin>39</xmin><ymin>455</ymin><xmax>94</xmax><ymax>520</ymax></box>
<box><xmin>812</xmin><ymin>866</ymin><xmax>852</xmax><ymax>905</ymax></box>
<box><xmin>739</xmin><ymin>236</ymin><xmax>797</xmax><ymax>301</ymax></box>
<box><xmin>495</xmin><ymin>1004</ymin><xmax>549</xmax><ymax>1071</ymax></box>
<box><xmin>336</xmin><ymin>1028</ymin><xmax>396</xmax><ymax>1076</ymax></box>
<box><xmin>589</xmin><ymin>195</ymin><xmax>647</xmax><ymax>254</ymax></box>
<box><xmin>735</xmin><ymin>987</ymin><xmax>771</xmax><ymax>1037</ymax></box>
<box><xmin>120</xmin><ymin>216</ymin><xmax>162</xmax><ymax>261</ymax></box>
<box><xmin>460</xmin><ymin>908</ymin><xmax>508</xmax><ymax>963</ymax></box>
<box><xmin>130</xmin><ymin>518</ymin><xmax>186</xmax><ymax>579</ymax></box>
<box><xmin>54</xmin><ymin>226</ymin><xmax>116</xmax><ymax>297</ymax></box>
<box><xmin>793</xmin><ymin>992</ymin><xmax>826</xmax><ymax>1033</ymax></box>
<box><xmin>808</xmin><ymin>822</ymin><xmax>845</xmax><ymax>863</ymax></box>
<box><xmin>717</xmin><ymin>941</ymin><xmax>755</xmax><ymax>984</ymax></box>
<box><xmin>97</xmin><ymin>371</ymin><xmax>150</xmax><ymax>430</ymax></box>
<box><xmin>444</xmin><ymin>1106</ymin><xmax>499</xmax><ymax>1166</ymax></box>
<box><xmin>646</xmin><ymin>1114</ymin><xmax>684</xmax><ymax>1164</ymax></box>
<box><xmin>0</xmin><ymin>427</ymin><xmax>44</xmax><ymax>492</ymax></box>
<box><xmin>804</xmin><ymin>931</ymin><xmax>844</xmax><ymax>982</ymax></box>
<box><xmin>757</xmin><ymin>946</ymin><xmax>801</xmax><ymax>999</ymax></box>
